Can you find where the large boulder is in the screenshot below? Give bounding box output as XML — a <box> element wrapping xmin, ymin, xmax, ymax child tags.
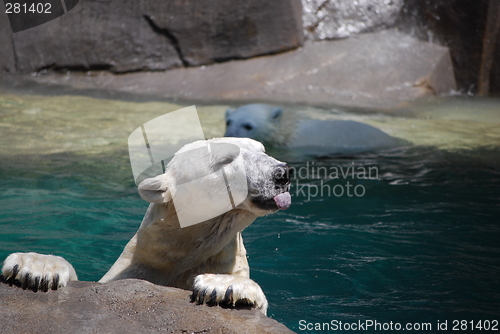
<box><xmin>142</xmin><ymin>0</ymin><xmax>304</xmax><ymax>66</ymax></box>
<box><xmin>0</xmin><ymin>278</ymin><xmax>294</xmax><ymax>333</ymax></box>
<box><xmin>302</xmin><ymin>0</ymin><xmax>404</xmax><ymax>40</ymax></box>
<box><xmin>397</xmin><ymin>0</ymin><xmax>500</xmax><ymax>95</ymax></box>
<box><xmin>5</xmin><ymin>0</ymin><xmax>303</xmax><ymax>73</ymax></box>
<box><xmin>30</xmin><ymin>30</ymin><xmax>456</xmax><ymax>110</ymax></box>
<box><xmin>11</xmin><ymin>0</ymin><xmax>181</xmax><ymax>73</ymax></box>
<box><xmin>301</xmin><ymin>0</ymin><xmax>500</xmax><ymax>96</ymax></box>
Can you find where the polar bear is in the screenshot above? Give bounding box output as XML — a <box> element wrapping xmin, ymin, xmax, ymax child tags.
<box><xmin>225</xmin><ymin>104</ymin><xmax>408</xmax><ymax>155</ymax></box>
<box><xmin>2</xmin><ymin>137</ymin><xmax>292</xmax><ymax>315</ymax></box>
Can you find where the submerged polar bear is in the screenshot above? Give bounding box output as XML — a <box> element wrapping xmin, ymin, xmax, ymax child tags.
<box><xmin>2</xmin><ymin>138</ymin><xmax>292</xmax><ymax>315</ymax></box>
<box><xmin>225</xmin><ymin>104</ymin><xmax>408</xmax><ymax>155</ymax></box>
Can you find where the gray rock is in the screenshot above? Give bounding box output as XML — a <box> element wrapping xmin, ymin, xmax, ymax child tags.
<box><xmin>302</xmin><ymin>0</ymin><xmax>404</xmax><ymax>40</ymax></box>
<box><xmin>0</xmin><ymin>278</ymin><xmax>294</xmax><ymax>333</ymax></box>
<box><xmin>302</xmin><ymin>0</ymin><xmax>500</xmax><ymax>95</ymax></box>
<box><xmin>143</xmin><ymin>0</ymin><xmax>304</xmax><ymax>66</ymax></box>
<box><xmin>11</xmin><ymin>1</ymin><xmax>182</xmax><ymax>73</ymax></box>
<box><xmin>29</xmin><ymin>30</ymin><xmax>456</xmax><ymax>110</ymax></box>
<box><xmin>9</xmin><ymin>0</ymin><xmax>303</xmax><ymax>73</ymax></box>
<box><xmin>396</xmin><ymin>0</ymin><xmax>500</xmax><ymax>95</ymax></box>
<box><xmin>0</xmin><ymin>1</ymin><xmax>15</xmax><ymax>73</ymax></box>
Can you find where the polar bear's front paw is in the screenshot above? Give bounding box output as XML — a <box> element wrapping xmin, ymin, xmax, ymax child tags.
<box><xmin>2</xmin><ymin>252</ymin><xmax>77</xmax><ymax>292</ymax></box>
<box><xmin>191</xmin><ymin>274</ymin><xmax>268</xmax><ymax>315</ymax></box>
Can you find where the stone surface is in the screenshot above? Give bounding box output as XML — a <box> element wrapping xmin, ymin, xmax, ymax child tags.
<box><xmin>492</xmin><ymin>23</ymin><xmax>500</xmax><ymax>94</ymax></box>
<box><xmin>29</xmin><ymin>30</ymin><xmax>456</xmax><ymax>110</ymax></box>
<box><xmin>0</xmin><ymin>278</ymin><xmax>294</xmax><ymax>333</ymax></box>
<box><xmin>144</xmin><ymin>0</ymin><xmax>304</xmax><ymax>66</ymax></box>
<box><xmin>302</xmin><ymin>0</ymin><xmax>404</xmax><ymax>40</ymax></box>
<box><xmin>4</xmin><ymin>0</ymin><xmax>303</xmax><ymax>73</ymax></box>
<box><xmin>301</xmin><ymin>0</ymin><xmax>500</xmax><ymax>95</ymax></box>
<box><xmin>0</xmin><ymin>1</ymin><xmax>15</xmax><ymax>73</ymax></box>
<box><xmin>10</xmin><ymin>1</ymin><xmax>182</xmax><ymax>73</ymax></box>
<box><xmin>397</xmin><ymin>0</ymin><xmax>499</xmax><ymax>95</ymax></box>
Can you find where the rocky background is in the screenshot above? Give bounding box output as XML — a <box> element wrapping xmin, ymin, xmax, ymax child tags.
<box><xmin>0</xmin><ymin>0</ymin><xmax>499</xmax><ymax>96</ymax></box>
<box><xmin>302</xmin><ymin>0</ymin><xmax>500</xmax><ymax>95</ymax></box>
<box><xmin>0</xmin><ymin>0</ymin><xmax>303</xmax><ymax>73</ymax></box>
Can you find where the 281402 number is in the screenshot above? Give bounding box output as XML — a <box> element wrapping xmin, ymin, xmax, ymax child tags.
<box><xmin>452</xmin><ymin>320</ymin><xmax>499</xmax><ymax>331</ymax></box>
<box><xmin>5</xmin><ymin>2</ymin><xmax>52</xmax><ymax>14</ymax></box>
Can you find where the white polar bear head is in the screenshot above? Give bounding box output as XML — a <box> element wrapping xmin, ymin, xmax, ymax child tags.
<box><xmin>224</xmin><ymin>104</ymin><xmax>283</xmax><ymax>145</ymax></box>
<box><xmin>137</xmin><ymin>137</ymin><xmax>291</xmax><ymax>227</ymax></box>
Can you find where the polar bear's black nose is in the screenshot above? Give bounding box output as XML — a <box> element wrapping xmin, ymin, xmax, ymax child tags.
<box><xmin>274</xmin><ymin>164</ymin><xmax>291</xmax><ymax>186</ymax></box>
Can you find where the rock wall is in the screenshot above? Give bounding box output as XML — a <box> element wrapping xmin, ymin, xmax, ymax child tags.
<box><xmin>1</xmin><ymin>0</ymin><xmax>499</xmax><ymax>95</ymax></box>
<box><xmin>302</xmin><ymin>0</ymin><xmax>404</xmax><ymax>40</ymax></box>
<box><xmin>398</xmin><ymin>0</ymin><xmax>500</xmax><ymax>95</ymax></box>
<box><xmin>0</xmin><ymin>1</ymin><xmax>15</xmax><ymax>73</ymax></box>
<box><xmin>29</xmin><ymin>30</ymin><xmax>456</xmax><ymax>110</ymax></box>
<box><xmin>301</xmin><ymin>0</ymin><xmax>500</xmax><ymax>95</ymax></box>
<box><xmin>0</xmin><ymin>0</ymin><xmax>303</xmax><ymax>73</ymax></box>
<box><xmin>0</xmin><ymin>278</ymin><xmax>295</xmax><ymax>333</ymax></box>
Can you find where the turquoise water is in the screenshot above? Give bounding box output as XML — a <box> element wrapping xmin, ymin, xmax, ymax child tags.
<box><xmin>260</xmin><ymin>147</ymin><xmax>500</xmax><ymax>332</ymax></box>
<box><xmin>1</xmin><ymin>145</ymin><xmax>499</xmax><ymax>332</ymax></box>
<box><xmin>0</xmin><ymin>88</ymin><xmax>499</xmax><ymax>332</ymax></box>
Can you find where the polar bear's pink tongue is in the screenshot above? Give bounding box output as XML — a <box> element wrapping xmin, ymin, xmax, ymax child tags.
<box><xmin>274</xmin><ymin>192</ymin><xmax>291</xmax><ymax>210</ymax></box>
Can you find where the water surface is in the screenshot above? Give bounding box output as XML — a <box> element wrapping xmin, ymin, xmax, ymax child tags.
<box><xmin>0</xmin><ymin>91</ymin><xmax>499</xmax><ymax>332</ymax></box>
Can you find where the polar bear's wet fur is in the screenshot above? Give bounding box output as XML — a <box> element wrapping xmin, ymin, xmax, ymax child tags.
<box><xmin>225</xmin><ymin>104</ymin><xmax>409</xmax><ymax>155</ymax></box>
<box><xmin>2</xmin><ymin>138</ymin><xmax>292</xmax><ymax>315</ymax></box>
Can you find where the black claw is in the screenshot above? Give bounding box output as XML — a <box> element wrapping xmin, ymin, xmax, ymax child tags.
<box><xmin>52</xmin><ymin>274</ymin><xmax>59</xmax><ymax>290</ymax></box>
<box><xmin>21</xmin><ymin>273</ymin><xmax>30</xmax><ymax>290</ymax></box>
<box><xmin>191</xmin><ymin>287</ymin><xmax>200</xmax><ymax>303</ymax></box>
<box><xmin>234</xmin><ymin>298</ymin><xmax>254</xmax><ymax>308</ymax></box>
<box><xmin>40</xmin><ymin>276</ymin><xmax>49</xmax><ymax>292</ymax></box>
<box><xmin>207</xmin><ymin>289</ymin><xmax>218</xmax><ymax>306</ymax></box>
<box><xmin>197</xmin><ymin>288</ymin><xmax>207</xmax><ymax>304</ymax></box>
<box><xmin>11</xmin><ymin>264</ymin><xmax>19</xmax><ymax>281</ymax></box>
<box><xmin>32</xmin><ymin>276</ymin><xmax>40</xmax><ymax>292</ymax></box>
<box><xmin>223</xmin><ymin>286</ymin><xmax>233</xmax><ymax>304</ymax></box>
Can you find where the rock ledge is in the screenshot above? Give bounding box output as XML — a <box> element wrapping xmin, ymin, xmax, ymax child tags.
<box><xmin>0</xmin><ymin>278</ymin><xmax>294</xmax><ymax>333</ymax></box>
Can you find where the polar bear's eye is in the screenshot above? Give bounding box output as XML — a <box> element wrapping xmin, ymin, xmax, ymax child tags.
<box><xmin>226</xmin><ymin>120</ymin><xmax>232</xmax><ymax>127</ymax></box>
<box><xmin>243</xmin><ymin>124</ymin><xmax>253</xmax><ymax>131</ymax></box>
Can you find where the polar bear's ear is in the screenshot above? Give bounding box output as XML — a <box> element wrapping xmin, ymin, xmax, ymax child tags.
<box><xmin>138</xmin><ymin>174</ymin><xmax>171</xmax><ymax>204</ymax></box>
<box><xmin>225</xmin><ymin>108</ymin><xmax>236</xmax><ymax>120</ymax></box>
<box><xmin>270</xmin><ymin>107</ymin><xmax>283</xmax><ymax>122</ymax></box>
